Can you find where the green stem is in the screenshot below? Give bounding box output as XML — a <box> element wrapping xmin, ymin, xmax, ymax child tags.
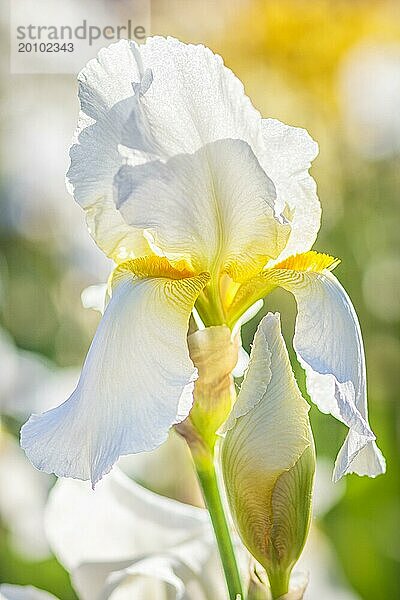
<box><xmin>195</xmin><ymin>277</ymin><xmax>226</xmax><ymax>327</ymax></box>
<box><xmin>268</xmin><ymin>569</ymin><xmax>290</xmax><ymax>599</ymax></box>
<box><xmin>192</xmin><ymin>449</ymin><xmax>244</xmax><ymax>600</ymax></box>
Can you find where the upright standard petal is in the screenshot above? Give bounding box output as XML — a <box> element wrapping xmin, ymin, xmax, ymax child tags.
<box><xmin>67</xmin><ymin>49</ymin><xmax>151</xmax><ymax>261</ymax></box>
<box><xmin>116</xmin><ymin>36</ymin><xmax>264</xmax><ymax>156</ymax></box>
<box><xmin>21</xmin><ymin>258</ymin><xmax>209</xmax><ymax>485</ymax></box>
<box><xmin>67</xmin><ymin>36</ymin><xmax>264</xmax><ymax>261</ymax></box>
<box><xmin>116</xmin><ymin>138</ymin><xmax>290</xmax><ymax>278</ymax></box>
<box><xmin>221</xmin><ymin>313</ymin><xmax>314</xmax><ymax>594</ymax></box>
<box><xmin>260</xmin><ymin>119</ymin><xmax>321</xmax><ymax>262</ymax></box>
<box><xmin>261</xmin><ymin>252</ymin><xmax>386</xmax><ymax>480</ymax></box>
<box><xmin>68</xmin><ymin>37</ymin><xmax>322</xmax><ymax>275</ymax></box>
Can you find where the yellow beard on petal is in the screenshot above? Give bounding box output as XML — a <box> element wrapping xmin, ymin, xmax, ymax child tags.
<box><xmin>274</xmin><ymin>250</ymin><xmax>340</xmax><ymax>273</ymax></box>
<box><xmin>111</xmin><ymin>256</ymin><xmax>211</xmax><ymax>311</ymax></box>
<box><xmin>112</xmin><ymin>256</ymin><xmax>197</xmax><ymax>284</ymax></box>
<box><xmin>225</xmin><ymin>251</ymin><xmax>341</xmax><ymax>328</ymax></box>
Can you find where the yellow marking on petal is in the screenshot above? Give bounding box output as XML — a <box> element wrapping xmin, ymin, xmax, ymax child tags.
<box><xmin>261</xmin><ymin>251</ymin><xmax>341</xmax><ymax>291</ymax></box>
<box><xmin>113</xmin><ymin>256</ymin><xmax>196</xmax><ymax>283</ymax></box>
<box><xmin>274</xmin><ymin>250</ymin><xmax>340</xmax><ymax>273</ymax></box>
<box><xmin>226</xmin><ymin>251</ymin><xmax>340</xmax><ymax>328</ymax></box>
<box><xmin>111</xmin><ymin>256</ymin><xmax>210</xmax><ymax>309</ymax></box>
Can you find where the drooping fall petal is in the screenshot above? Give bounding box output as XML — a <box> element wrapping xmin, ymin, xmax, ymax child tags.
<box><xmin>21</xmin><ymin>258</ymin><xmax>209</xmax><ymax>486</ymax></box>
<box><xmin>262</xmin><ymin>252</ymin><xmax>385</xmax><ymax>480</ymax></box>
<box><xmin>226</xmin><ymin>252</ymin><xmax>385</xmax><ymax>480</ymax></box>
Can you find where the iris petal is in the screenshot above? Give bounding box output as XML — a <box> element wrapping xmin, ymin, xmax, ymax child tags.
<box><xmin>116</xmin><ymin>139</ymin><xmax>290</xmax><ymax>277</ymax></box>
<box><xmin>263</xmin><ymin>252</ymin><xmax>386</xmax><ymax>480</ymax></box>
<box><xmin>21</xmin><ymin>258</ymin><xmax>209</xmax><ymax>486</ymax></box>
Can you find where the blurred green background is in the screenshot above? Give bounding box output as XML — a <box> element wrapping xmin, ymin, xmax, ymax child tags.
<box><xmin>0</xmin><ymin>0</ymin><xmax>399</xmax><ymax>598</ymax></box>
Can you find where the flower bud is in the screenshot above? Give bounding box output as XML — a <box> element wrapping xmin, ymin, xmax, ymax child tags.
<box><xmin>221</xmin><ymin>313</ymin><xmax>315</xmax><ymax>599</ymax></box>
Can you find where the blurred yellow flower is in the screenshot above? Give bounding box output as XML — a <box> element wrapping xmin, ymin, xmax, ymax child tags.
<box><xmin>221</xmin><ymin>0</ymin><xmax>400</xmax><ymax>114</ymax></box>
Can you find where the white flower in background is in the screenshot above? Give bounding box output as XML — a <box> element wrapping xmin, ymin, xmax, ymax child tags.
<box><xmin>0</xmin><ymin>429</ymin><xmax>50</xmax><ymax>560</ymax></box>
<box><xmin>118</xmin><ymin>430</ymin><xmax>202</xmax><ymax>507</ymax></box>
<box><xmin>0</xmin><ymin>330</ymin><xmax>78</xmax><ymax>560</ymax></box>
<box><xmin>0</xmin><ymin>330</ymin><xmax>19</xmax><ymax>411</ymax></box>
<box><xmin>338</xmin><ymin>41</ymin><xmax>400</xmax><ymax>160</ymax></box>
<box><xmin>0</xmin><ymin>585</ymin><xmax>58</xmax><ymax>600</ymax></box>
<box><xmin>21</xmin><ymin>37</ymin><xmax>385</xmax><ymax>486</ymax></box>
<box><xmin>0</xmin><ymin>453</ymin><xmax>357</xmax><ymax>600</ymax></box>
<box><xmin>0</xmin><ymin>327</ymin><xmax>79</xmax><ymax>421</ymax></box>
<box><xmin>0</xmin><ymin>77</ymin><xmax>110</xmax><ymax>280</ymax></box>
<box><xmin>0</xmin><ymin>453</ymin><xmax>359</xmax><ymax>600</ymax></box>
<box><xmin>44</xmin><ymin>467</ymin><xmax>225</xmax><ymax>600</ymax></box>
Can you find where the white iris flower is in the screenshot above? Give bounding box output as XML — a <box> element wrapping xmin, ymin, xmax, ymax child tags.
<box><xmin>45</xmin><ymin>468</ymin><xmax>223</xmax><ymax>600</ymax></box>
<box><xmin>21</xmin><ymin>37</ymin><xmax>385</xmax><ymax>487</ymax></box>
